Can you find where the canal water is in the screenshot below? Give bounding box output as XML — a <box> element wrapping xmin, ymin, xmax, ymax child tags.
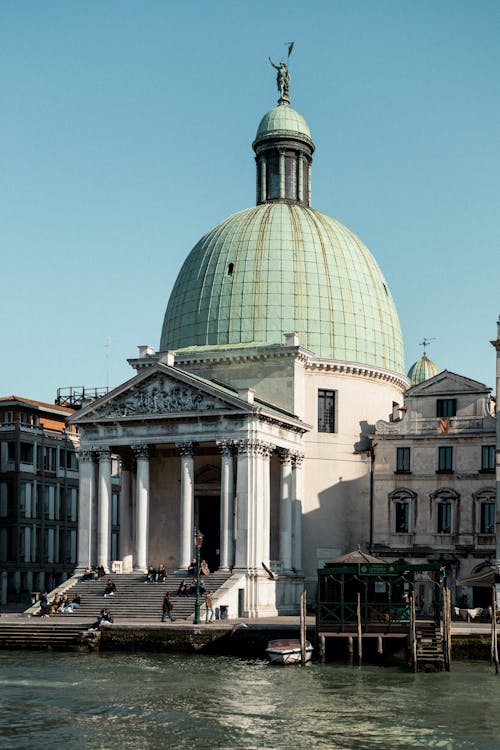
<box><xmin>0</xmin><ymin>651</ymin><xmax>498</xmax><ymax>749</ymax></box>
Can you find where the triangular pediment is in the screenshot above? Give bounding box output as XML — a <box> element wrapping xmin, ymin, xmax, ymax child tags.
<box><xmin>406</xmin><ymin>370</ymin><xmax>491</xmax><ymax>397</ymax></box>
<box><xmin>70</xmin><ymin>364</ymin><xmax>253</xmax><ymax>423</ymax></box>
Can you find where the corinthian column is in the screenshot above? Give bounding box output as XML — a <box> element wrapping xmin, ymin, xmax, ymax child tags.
<box><xmin>76</xmin><ymin>449</ymin><xmax>95</xmax><ymax>570</ymax></box>
<box><xmin>292</xmin><ymin>452</ymin><xmax>304</xmax><ymax>572</ymax></box>
<box><xmin>258</xmin><ymin>442</ymin><xmax>275</xmax><ymax>569</ymax></box>
<box><xmin>133</xmin><ymin>445</ymin><xmax>150</xmax><ymax>572</ymax></box>
<box><xmin>97</xmin><ymin>448</ymin><xmax>112</xmax><ymax>570</ymax></box>
<box><xmin>217</xmin><ymin>440</ymin><xmax>234</xmax><ymax>570</ymax></box>
<box><xmin>234</xmin><ymin>439</ymin><xmax>258</xmax><ymax>569</ymax></box>
<box><xmin>279</xmin><ymin>448</ymin><xmax>293</xmax><ymax>573</ymax></box>
<box><xmin>177</xmin><ymin>442</ymin><xmax>194</xmax><ymax>570</ymax></box>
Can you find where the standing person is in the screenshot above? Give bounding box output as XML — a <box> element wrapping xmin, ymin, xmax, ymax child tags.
<box><xmin>161</xmin><ymin>592</ymin><xmax>174</xmax><ymax>623</ymax></box>
<box><xmin>39</xmin><ymin>591</ymin><xmax>49</xmax><ymax>617</ymax></box>
<box><xmin>204</xmin><ymin>591</ymin><xmax>214</xmax><ymax>623</ymax></box>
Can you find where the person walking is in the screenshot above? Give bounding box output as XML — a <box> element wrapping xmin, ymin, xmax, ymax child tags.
<box><xmin>204</xmin><ymin>591</ymin><xmax>214</xmax><ymax>623</ymax></box>
<box><xmin>161</xmin><ymin>592</ymin><xmax>174</xmax><ymax>623</ymax></box>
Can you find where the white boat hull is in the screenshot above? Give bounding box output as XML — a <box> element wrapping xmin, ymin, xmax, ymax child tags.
<box><xmin>266</xmin><ymin>639</ymin><xmax>313</xmax><ymax>665</ymax></box>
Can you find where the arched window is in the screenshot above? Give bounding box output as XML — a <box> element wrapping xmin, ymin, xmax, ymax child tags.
<box><xmin>390</xmin><ymin>489</ymin><xmax>416</xmax><ymax>534</ymax></box>
<box><xmin>474</xmin><ymin>489</ymin><xmax>495</xmax><ymax>535</ymax></box>
<box><xmin>431</xmin><ymin>489</ymin><xmax>459</xmax><ymax>534</ymax></box>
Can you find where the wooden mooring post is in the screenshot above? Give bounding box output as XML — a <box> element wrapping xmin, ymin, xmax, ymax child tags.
<box><xmin>442</xmin><ymin>585</ymin><xmax>452</xmax><ymax>672</ymax></box>
<box><xmin>300</xmin><ymin>590</ymin><xmax>307</xmax><ymax>666</ymax></box>
<box><xmin>410</xmin><ymin>594</ymin><xmax>417</xmax><ymax>673</ymax></box>
<box><xmin>491</xmin><ymin>585</ymin><xmax>498</xmax><ymax>674</ymax></box>
<box><xmin>357</xmin><ymin>592</ymin><xmax>362</xmax><ymax>667</ymax></box>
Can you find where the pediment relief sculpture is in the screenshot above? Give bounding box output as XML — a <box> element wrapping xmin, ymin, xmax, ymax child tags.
<box><xmin>94</xmin><ymin>375</ymin><xmax>222</xmax><ymax>418</ymax></box>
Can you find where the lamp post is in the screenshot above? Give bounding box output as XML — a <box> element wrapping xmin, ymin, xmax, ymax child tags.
<box><xmin>193</xmin><ymin>529</ymin><xmax>204</xmax><ymax>624</ymax></box>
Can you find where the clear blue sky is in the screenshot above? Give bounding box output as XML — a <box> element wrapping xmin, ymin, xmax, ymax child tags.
<box><xmin>1</xmin><ymin>0</ymin><xmax>499</xmax><ymax>402</ymax></box>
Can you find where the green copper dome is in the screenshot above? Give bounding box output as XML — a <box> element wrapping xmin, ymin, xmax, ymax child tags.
<box><xmin>160</xmin><ymin>203</ymin><xmax>405</xmax><ymax>372</ymax></box>
<box><xmin>407</xmin><ymin>353</ymin><xmax>440</xmax><ymax>385</ymax></box>
<box><xmin>160</xmin><ymin>79</ymin><xmax>405</xmax><ymax>374</ymax></box>
<box><xmin>254</xmin><ymin>103</ymin><xmax>313</xmax><ymax>148</ymax></box>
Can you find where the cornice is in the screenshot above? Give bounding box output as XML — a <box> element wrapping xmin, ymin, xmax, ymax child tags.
<box><xmin>173</xmin><ymin>345</ymin><xmax>312</xmax><ymax>368</ymax></box>
<box><xmin>306</xmin><ymin>359</ymin><xmax>409</xmax><ymax>390</ymax></box>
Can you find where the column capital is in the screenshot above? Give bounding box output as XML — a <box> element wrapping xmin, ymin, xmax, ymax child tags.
<box><xmin>258</xmin><ymin>440</ymin><xmax>275</xmax><ymax>459</ymax></box>
<box><xmin>132</xmin><ymin>444</ymin><xmax>150</xmax><ymax>461</ymax></box>
<box><xmin>291</xmin><ymin>451</ymin><xmax>305</xmax><ymax>468</ymax></box>
<box><xmin>278</xmin><ymin>448</ymin><xmax>292</xmax><ymax>466</ymax></box>
<box><xmin>235</xmin><ymin>439</ymin><xmax>260</xmax><ymax>457</ymax></box>
<box><xmin>176</xmin><ymin>441</ymin><xmax>194</xmax><ymax>458</ymax></box>
<box><xmin>76</xmin><ymin>449</ymin><xmax>95</xmax><ymax>464</ymax></box>
<box><xmin>97</xmin><ymin>447</ymin><xmax>112</xmax><ymax>462</ymax></box>
<box><xmin>216</xmin><ymin>439</ymin><xmax>235</xmax><ymax>457</ymax></box>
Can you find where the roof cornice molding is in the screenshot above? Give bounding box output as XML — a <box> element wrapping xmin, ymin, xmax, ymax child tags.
<box><xmin>173</xmin><ymin>345</ymin><xmax>312</xmax><ymax>367</ymax></box>
<box><xmin>306</xmin><ymin>359</ymin><xmax>409</xmax><ymax>389</ymax></box>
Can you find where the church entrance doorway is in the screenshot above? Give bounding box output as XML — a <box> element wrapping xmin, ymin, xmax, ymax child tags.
<box><xmin>196</xmin><ymin>495</ymin><xmax>220</xmax><ymax>573</ymax></box>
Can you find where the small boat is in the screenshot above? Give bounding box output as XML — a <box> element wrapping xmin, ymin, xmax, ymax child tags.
<box><xmin>265</xmin><ymin>638</ymin><xmax>313</xmax><ymax>665</ymax></box>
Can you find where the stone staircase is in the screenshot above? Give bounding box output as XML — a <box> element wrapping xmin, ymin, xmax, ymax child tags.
<box><xmin>32</xmin><ymin>569</ymin><xmax>233</xmax><ymax>624</ymax></box>
<box><xmin>415</xmin><ymin>620</ymin><xmax>446</xmax><ymax>670</ymax></box>
<box><xmin>0</xmin><ymin>619</ymin><xmax>95</xmax><ymax>650</ymax></box>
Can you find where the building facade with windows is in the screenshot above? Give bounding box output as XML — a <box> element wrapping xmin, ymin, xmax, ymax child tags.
<box><xmin>0</xmin><ymin>396</ymin><xmax>80</xmax><ymax>604</ymax></box>
<box><xmin>70</xmin><ymin>71</ymin><xmax>409</xmax><ymax>616</ymax></box>
<box><xmin>371</xmin><ymin>371</ymin><xmax>496</xmax><ymax>608</ymax></box>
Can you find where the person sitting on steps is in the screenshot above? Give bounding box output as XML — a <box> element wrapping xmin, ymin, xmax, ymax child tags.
<box><xmin>104</xmin><ymin>578</ymin><xmax>117</xmax><ymax>597</ymax></box>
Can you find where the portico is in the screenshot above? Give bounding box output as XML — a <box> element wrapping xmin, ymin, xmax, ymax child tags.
<box><xmin>70</xmin><ymin>359</ymin><xmax>307</xmax><ymax>616</ymax></box>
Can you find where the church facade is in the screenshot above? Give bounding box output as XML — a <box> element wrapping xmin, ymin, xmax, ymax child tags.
<box><xmin>70</xmin><ymin>66</ymin><xmax>409</xmax><ymax>616</ymax></box>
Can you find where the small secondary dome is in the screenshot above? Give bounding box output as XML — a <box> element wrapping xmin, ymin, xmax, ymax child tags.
<box><xmin>407</xmin><ymin>353</ymin><xmax>440</xmax><ymax>385</ymax></box>
<box><xmin>254</xmin><ymin>103</ymin><xmax>313</xmax><ymax>148</ymax></box>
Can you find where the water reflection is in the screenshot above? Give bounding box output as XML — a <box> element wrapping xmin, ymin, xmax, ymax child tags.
<box><xmin>0</xmin><ymin>652</ymin><xmax>497</xmax><ymax>749</ymax></box>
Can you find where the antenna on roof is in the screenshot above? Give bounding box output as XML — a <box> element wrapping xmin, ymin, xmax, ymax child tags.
<box><xmin>104</xmin><ymin>337</ymin><xmax>112</xmax><ymax>390</ymax></box>
<box><xmin>419</xmin><ymin>337</ymin><xmax>437</xmax><ymax>356</ymax></box>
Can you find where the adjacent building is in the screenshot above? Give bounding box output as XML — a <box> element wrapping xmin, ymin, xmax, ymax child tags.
<box><xmin>0</xmin><ymin>396</ymin><xmax>79</xmax><ymax>604</ymax></box>
<box><xmin>371</xmin><ymin>370</ymin><xmax>496</xmax><ymax>609</ymax></box>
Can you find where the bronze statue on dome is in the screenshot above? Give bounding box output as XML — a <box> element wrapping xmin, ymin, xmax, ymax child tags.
<box><xmin>269</xmin><ymin>57</ymin><xmax>290</xmax><ymax>102</ymax></box>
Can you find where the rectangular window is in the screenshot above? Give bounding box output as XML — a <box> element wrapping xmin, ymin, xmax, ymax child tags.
<box><xmin>480</xmin><ymin>503</ymin><xmax>495</xmax><ymax>535</ymax></box>
<box><xmin>436</xmin><ymin>399</ymin><xmax>457</xmax><ymax>418</ymax></box>
<box><xmin>481</xmin><ymin>446</ymin><xmax>495</xmax><ymax>471</ymax></box>
<box><xmin>20</xmin><ymin>442</ymin><xmax>34</xmax><ymax>464</ymax></box>
<box><xmin>438</xmin><ymin>446</ymin><xmax>453</xmax><ymax>472</ymax></box>
<box><xmin>65</xmin><ymin>487</ymin><xmax>78</xmax><ymax>522</ymax></box>
<box><xmin>0</xmin><ymin>482</ymin><xmax>9</xmax><ymax>517</ymax></box>
<box><xmin>396</xmin><ymin>447</ymin><xmax>411</xmax><ymax>473</ymax></box>
<box><xmin>43</xmin><ymin>485</ymin><xmax>56</xmax><ymax>519</ymax></box>
<box><xmin>395</xmin><ymin>502</ymin><xmax>409</xmax><ymax>533</ymax></box>
<box><xmin>20</xmin><ymin>482</ymin><xmax>33</xmax><ymax>518</ymax></box>
<box><xmin>7</xmin><ymin>442</ymin><xmax>16</xmax><ymax>462</ymax></box>
<box><xmin>5</xmin><ymin>411</ymin><xmax>13</xmax><ymax>423</ymax></box>
<box><xmin>437</xmin><ymin>502</ymin><xmax>452</xmax><ymax>533</ymax></box>
<box><xmin>318</xmin><ymin>390</ymin><xmax>336</xmax><ymax>433</ymax></box>
<box><xmin>43</xmin><ymin>446</ymin><xmax>56</xmax><ymax>472</ymax></box>
<box><xmin>20</xmin><ymin>412</ymin><xmax>29</xmax><ymax>424</ymax></box>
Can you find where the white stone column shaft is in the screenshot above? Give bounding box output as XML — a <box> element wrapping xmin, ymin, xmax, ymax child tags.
<box><xmin>134</xmin><ymin>446</ymin><xmax>150</xmax><ymax>571</ymax></box>
<box><xmin>234</xmin><ymin>440</ymin><xmax>257</xmax><ymax>569</ymax></box>
<box><xmin>178</xmin><ymin>443</ymin><xmax>194</xmax><ymax>570</ymax></box>
<box><xmin>76</xmin><ymin>450</ymin><xmax>95</xmax><ymax>570</ymax></box>
<box><xmin>279</xmin><ymin>449</ymin><xmax>293</xmax><ymax>572</ymax></box>
<box><xmin>97</xmin><ymin>448</ymin><xmax>112</xmax><ymax>570</ymax></box>
<box><xmin>260</xmin><ymin>443</ymin><xmax>274</xmax><ymax>569</ymax></box>
<box><xmin>292</xmin><ymin>453</ymin><xmax>304</xmax><ymax>572</ymax></box>
<box><xmin>218</xmin><ymin>441</ymin><xmax>234</xmax><ymax>570</ymax></box>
